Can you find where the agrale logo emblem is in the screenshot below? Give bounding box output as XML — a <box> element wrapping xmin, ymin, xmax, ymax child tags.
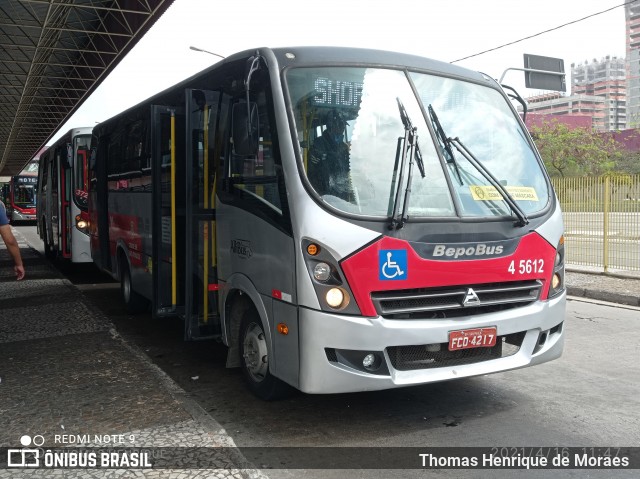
<box><xmin>462</xmin><ymin>288</ymin><xmax>481</xmax><ymax>307</ymax></box>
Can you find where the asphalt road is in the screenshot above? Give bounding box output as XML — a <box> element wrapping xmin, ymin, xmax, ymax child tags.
<box><xmin>15</xmin><ymin>225</ymin><xmax>640</xmax><ymax>478</ymax></box>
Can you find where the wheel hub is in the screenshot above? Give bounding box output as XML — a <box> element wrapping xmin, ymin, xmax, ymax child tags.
<box><xmin>242</xmin><ymin>322</ymin><xmax>269</xmax><ymax>382</ymax></box>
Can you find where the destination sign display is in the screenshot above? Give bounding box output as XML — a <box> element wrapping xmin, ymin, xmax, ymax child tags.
<box><xmin>313</xmin><ymin>77</ymin><xmax>363</xmax><ymax>107</ymax></box>
<box><xmin>15</xmin><ymin>176</ymin><xmax>37</xmax><ymax>185</ymax></box>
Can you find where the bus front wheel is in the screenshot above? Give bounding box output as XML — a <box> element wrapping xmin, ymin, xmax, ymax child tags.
<box><xmin>239</xmin><ymin>310</ymin><xmax>292</xmax><ymax>400</ymax></box>
<box><xmin>119</xmin><ymin>258</ymin><xmax>148</xmax><ymax>314</ymax></box>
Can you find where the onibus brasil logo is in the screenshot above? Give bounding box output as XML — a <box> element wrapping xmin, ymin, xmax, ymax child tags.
<box><xmin>6</xmin><ymin>434</ymin><xmax>152</xmax><ymax>469</ymax></box>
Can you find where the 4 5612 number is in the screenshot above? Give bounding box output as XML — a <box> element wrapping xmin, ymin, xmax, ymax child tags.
<box><xmin>508</xmin><ymin>259</ymin><xmax>544</xmax><ymax>275</ymax></box>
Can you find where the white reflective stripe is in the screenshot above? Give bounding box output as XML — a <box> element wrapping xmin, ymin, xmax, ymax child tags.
<box><xmin>281</xmin><ymin>292</ymin><xmax>292</xmax><ymax>303</ymax></box>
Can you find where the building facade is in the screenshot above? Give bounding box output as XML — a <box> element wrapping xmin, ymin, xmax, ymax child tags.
<box><xmin>626</xmin><ymin>0</ymin><xmax>640</xmax><ymax>127</ymax></box>
<box><xmin>572</xmin><ymin>56</ymin><xmax>626</xmax><ymax>131</ymax></box>
<box><xmin>525</xmin><ymin>56</ymin><xmax>626</xmax><ymax>132</ymax></box>
<box><xmin>525</xmin><ymin>92</ymin><xmax>607</xmax><ymax>131</ymax></box>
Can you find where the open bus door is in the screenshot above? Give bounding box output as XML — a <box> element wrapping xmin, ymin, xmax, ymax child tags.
<box><xmin>60</xmin><ymin>144</ymin><xmax>73</xmax><ymax>257</ymax></box>
<box><xmin>184</xmin><ymin>88</ymin><xmax>221</xmax><ymax>340</ymax></box>
<box><xmin>151</xmin><ymin>105</ymin><xmax>186</xmax><ymax>318</ymax></box>
<box><xmin>151</xmin><ymin>99</ymin><xmax>220</xmax><ymax>340</ymax></box>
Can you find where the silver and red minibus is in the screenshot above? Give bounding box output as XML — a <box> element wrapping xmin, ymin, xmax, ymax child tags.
<box><xmin>89</xmin><ymin>47</ymin><xmax>565</xmax><ymax>399</ymax></box>
<box><xmin>38</xmin><ymin>127</ymin><xmax>92</xmax><ymax>262</ymax></box>
<box><xmin>5</xmin><ymin>159</ymin><xmax>39</xmax><ymax>223</ymax></box>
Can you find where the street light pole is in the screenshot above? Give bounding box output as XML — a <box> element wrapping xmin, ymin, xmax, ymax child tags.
<box><xmin>189</xmin><ymin>46</ymin><xmax>225</xmax><ymax>59</ymax></box>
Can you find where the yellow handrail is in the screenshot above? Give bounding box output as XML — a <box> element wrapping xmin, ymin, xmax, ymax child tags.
<box><xmin>171</xmin><ymin>111</ymin><xmax>177</xmax><ymax>306</ymax></box>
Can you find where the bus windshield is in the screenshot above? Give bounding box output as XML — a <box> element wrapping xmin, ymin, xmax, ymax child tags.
<box><xmin>286</xmin><ymin>67</ymin><xmax>550</xmax><ymax>219</ymax></box>
<box><xmin>12</xmin><ymin>177</ymin><xmax>36</xmax><ymax>207</ymax></box>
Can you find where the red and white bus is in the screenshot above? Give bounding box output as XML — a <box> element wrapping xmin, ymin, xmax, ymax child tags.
<box><xmin>38</xmin><ymin>127</ymin><xmax>92</xmax><ymax>262</ymax></box>
<box><xmin>89</xmin><ymin>47</ymin><xmax>565</xmax><ymax>399</ymax></box>
<box><xmin>4</xmin><ymin>160</ymin><xmax>39</xmax><ymax>223</ymax></box>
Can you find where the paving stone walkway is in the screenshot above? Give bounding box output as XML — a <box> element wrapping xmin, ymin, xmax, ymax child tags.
<box><xmin>0</xmin><ymin>227</ymin><xmax>265</xmax><ymax>479</ymax></box>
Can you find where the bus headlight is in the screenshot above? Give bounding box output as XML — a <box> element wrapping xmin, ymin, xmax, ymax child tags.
<box><xmin>326</xmin><ymin>288</ymin><xmax>345</xmax><ymax>308</ymax></box>
<box><xmin>548</xmin><ymin>236</ymin><xmax>565</xmax><ymax>298</ymax></box>
<box><xmin>302</xmin><ymin>239</ymin><xmax>361</xmax><ymax>315</ymax></box>
<box><xmin>554</xmin><ymin>238</ymin><xmax>564</xmax><ymax>267</ymax></box>
<box><xmin>76</xmin><ymin>212</ymin><xmax>89</xmax><ymax>235</ymax></box>
<box><xmin>313</xmin><ymin>262</ymin><xmax>331</xmax><ymax>282</ymax></box>
<box><xmin>75</xmin><ymin>214</ymin><xmax>89</xmax><ymax>234</ymax></box>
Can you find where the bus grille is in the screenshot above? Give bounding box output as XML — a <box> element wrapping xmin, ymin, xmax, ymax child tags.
<box><xmin>387</xmin><ymin>331</ymin><xmax>526</xmax><ymax>371</ymax></box>
<box><xmin>371</xmin><ymin>280</ymin><xmax>542</xmax><ymax>319</ymax></box>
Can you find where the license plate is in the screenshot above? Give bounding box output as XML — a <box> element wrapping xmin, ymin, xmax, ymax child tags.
<box><xmin>448</xmin><ymin>327</ymin><xmax>497</xmax><ymax>351</ymax></box>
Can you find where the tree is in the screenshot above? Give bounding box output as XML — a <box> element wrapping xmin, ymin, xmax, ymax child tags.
<box><xmin>614</xmin><ymin>150</ymin><xmax>640</xmax><ymax>175</ymax></box>
<box><xmin>530</xmin><ymin>120</ymin><xmax>623</xmax><ymax>177</ymax></box>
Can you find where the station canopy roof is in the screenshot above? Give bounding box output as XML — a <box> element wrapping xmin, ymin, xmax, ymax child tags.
<box><xmin>0</xmin><ymin>0</ymin><xmax>175</xmax><ymax>176</ymax></box>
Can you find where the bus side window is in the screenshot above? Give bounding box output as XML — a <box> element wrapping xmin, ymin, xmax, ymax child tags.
<box><xmin>41</xmin><ymin>153</ymin><xmax>49</xmax><ymax>191</ymax></box>
<box><xmin>227</xmin><ymin>89</ymin><xmax>282</xmax><ymax>210</ymax></box>
<box><xmin>123</xmin><ymin>120</ymin><xmax>148</xmax><ymax>191</ymax></box>
<box><xmin>218</xmin><ymin>69</ymin><xmax>290</xmax><ymax>232</ymax></box>
<box><xmin>107</xmin><ymin>131</ymin><xmax>124</xmax><ymax>191</ymax></box>
<box><xmin>52</xmin><ymin>150</ymin><xmax>59</xmax><ymax>196</ymax></box>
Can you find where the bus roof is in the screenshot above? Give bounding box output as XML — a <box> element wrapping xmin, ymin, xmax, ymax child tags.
<box><xmin>95</xmin><ymin>46</ymin><xmax>493</xmax><ymax>131</ymax></box>
<box><xmin>268</xmin><ymin>46</ymin><xmax>486</xmax><ymax>81</ymax></box>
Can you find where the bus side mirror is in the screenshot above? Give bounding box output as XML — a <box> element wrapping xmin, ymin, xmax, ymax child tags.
<box><xmin>65</xmin><ymin>143</ymin><xmax>73</xmax><ymax>168</ymax></box>
<box><xmin>231</xmin><ymin>102</ymin><xmax>259</xmax><ymax>156</ymax></box>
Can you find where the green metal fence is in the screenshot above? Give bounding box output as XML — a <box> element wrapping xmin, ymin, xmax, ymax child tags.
<box><xmin>551</xmin><ymin>175</ymin><xmax>640</xmax><ymax>275</ymax></box>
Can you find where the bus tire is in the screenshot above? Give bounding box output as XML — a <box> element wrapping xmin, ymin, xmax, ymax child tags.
<box><xmin>120</xmin><ymin>257</ymin><xmax>148</xmax><ymax>314</ymax></box>
<box><xmin>239</xmin><ymin>309</ymin><xmax>292</xmax><ymax>401</ymax></box>
<box><xmin>43</xmin><ymin>225</ymin><xmax>54</xmax><ymax>260</ymax></box>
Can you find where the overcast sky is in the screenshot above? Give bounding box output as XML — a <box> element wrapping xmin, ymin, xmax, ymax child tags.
<box><xmin>49</xmin><ymin>0</ymin><xmax>628</xmax><ymax>144</ymax></box>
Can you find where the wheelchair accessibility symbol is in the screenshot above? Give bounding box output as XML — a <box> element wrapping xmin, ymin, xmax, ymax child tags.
<box><xmin>379</xmin><ymin>250</ymin><xmax>408</xmax><ymax>280</ymax></box>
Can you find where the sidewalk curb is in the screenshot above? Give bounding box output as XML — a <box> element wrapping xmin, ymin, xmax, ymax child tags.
<box><xmin>566</xmin><ymin>286</ymin><xmax>640</xmax><ymax>307</ymax></box>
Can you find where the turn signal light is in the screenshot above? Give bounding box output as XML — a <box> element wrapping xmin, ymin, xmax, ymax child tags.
<box><xmin>307</xmin><ymin>243</ymin><xmax>320</xmax><ymax>256</ymax></box>
<box><xmin>277</xmin><ymin>323</ymin><xmax>289</xmax><ymax>335</ymax></box>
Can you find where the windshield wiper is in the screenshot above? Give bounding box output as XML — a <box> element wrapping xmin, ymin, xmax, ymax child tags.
<box><xmin>427</xmin><ymin>105</ymin><xmax>528</xmax><ymax>227</ymax></box>
<box><xmin>398</xmin><ymin>99</ymin><xmax>425</xmax><ymax>179</ymax></box>
<box><xmin>449</xmin><ymin>137</ymin><xmax>529</xmax><ymax>227</ymax></box>
<box><xmin>428</xmin><ymin>105</ymin><xmax>463</xmax><ymax>185</ymax></box>
<box><xmin>388</xmin><ymin>98</ymin><xmax>425</xmax><ymax>230</ymax></box>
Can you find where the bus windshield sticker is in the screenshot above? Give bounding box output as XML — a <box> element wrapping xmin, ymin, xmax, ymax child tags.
<box><xmin>379</xmin><ymin>250</ymin><xmax>408</xmax><ymax>280</ymax></box>
<box><xmin>470</xmin><ymin>185</ymin><xmax>539</xmax><ymax>202</ymax></box>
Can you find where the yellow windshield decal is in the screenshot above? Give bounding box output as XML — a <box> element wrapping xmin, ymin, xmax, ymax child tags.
<box><xmin>470</xmin><ymin>185</ymin><xmax>539</xmax><ymax>202</ymax></box>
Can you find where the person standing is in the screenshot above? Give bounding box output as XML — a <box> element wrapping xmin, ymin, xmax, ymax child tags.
<box><xmin>0</xmin><ymin>199</ymin><xmax>25</xmax><ymax>280</ymax></box>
